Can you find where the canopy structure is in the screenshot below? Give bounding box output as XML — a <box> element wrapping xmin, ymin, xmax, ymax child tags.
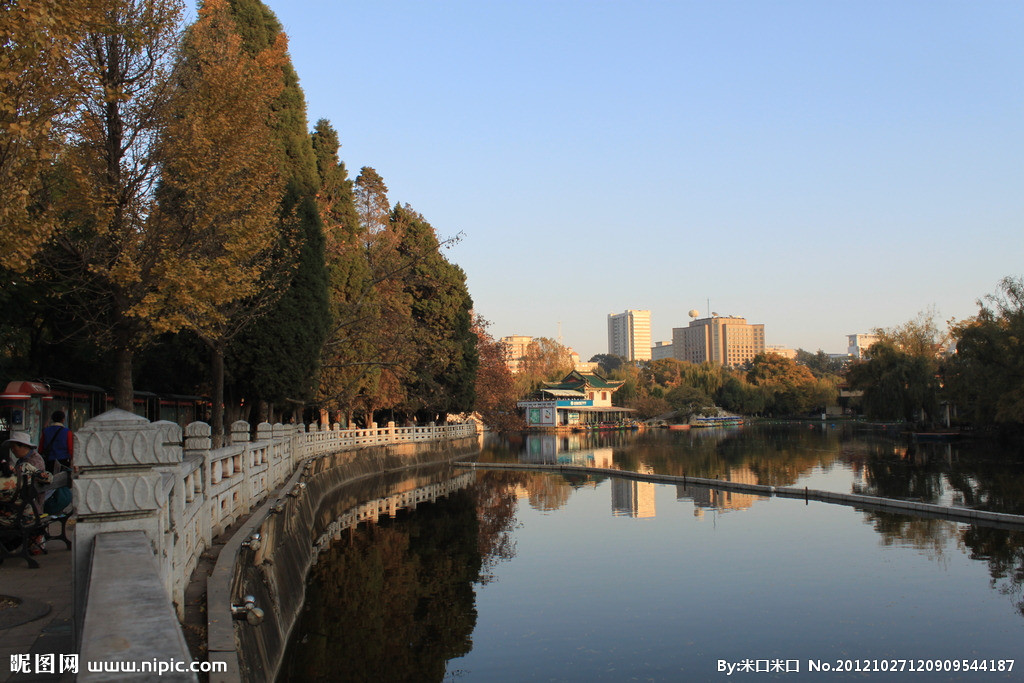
<box><xmin>519</xmin><ymin>371</ymin><xmax>634</xmax><ymax>429</ymax></box>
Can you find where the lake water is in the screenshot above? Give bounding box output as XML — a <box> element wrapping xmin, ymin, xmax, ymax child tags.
<box><xmin>280</xmin><ymin>424</ymin><xmax>1024</xmax><ymax>681</ymax></box>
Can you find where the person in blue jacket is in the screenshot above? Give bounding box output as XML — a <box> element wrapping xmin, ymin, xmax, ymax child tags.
<box><xmin>40</xmin><ymin>411</ymin><xmax>74</xmax><ymax>474</ymax></box>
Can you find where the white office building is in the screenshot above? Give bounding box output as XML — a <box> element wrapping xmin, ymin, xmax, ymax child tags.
<box><xmin>607</xmin><ymin>310</ymin><xmax>652</xmax><ymax>362</ymax></box>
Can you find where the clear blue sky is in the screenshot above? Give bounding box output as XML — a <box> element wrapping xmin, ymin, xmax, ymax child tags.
<box><xmin>270</xmin><ymin>0</ymin><xmax>1023</xmax><ymax>359</ymax></box>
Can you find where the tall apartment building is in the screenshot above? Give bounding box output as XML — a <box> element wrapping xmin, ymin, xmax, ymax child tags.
<box><xmin>607</xmin><ymin>310</ymin><xmax>652</xmax><ymax>362</ymax></box>
<box><xmin>499</xmin><ymin>335</ymin><xmax>533</xmax><ymax>373</ymax></box>
<box><xmin>672</xmin><ymin>315</ymin><xmax>765</xmax><ymax>367</ymax></box>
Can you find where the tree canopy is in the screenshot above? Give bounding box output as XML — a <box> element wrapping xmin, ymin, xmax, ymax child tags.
<box><xmin>0</xmin><ymin>0</ymin><xmax>481</xmax><ymax>430</ymax></box>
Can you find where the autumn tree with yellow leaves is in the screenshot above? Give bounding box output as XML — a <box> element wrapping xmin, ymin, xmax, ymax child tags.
<box><xmin>0</xmin><ymin>0</ymin><xmax>101</xmax><ymax>272</ymax></box>
<box><xmin>146</xmin><ymin>0</ymin><xmax>288</xmax><ymax>442</ymax></box>
<box><xmin>46</xmin><ymin>0</ymin><xmax>186</xmax><ymax>409</ymax></box>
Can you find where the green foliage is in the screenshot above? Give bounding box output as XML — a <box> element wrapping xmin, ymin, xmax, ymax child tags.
<box><xmin>716</xmin><ymin>376</ymin><xmax>768</xmax><ymax>415</ymax></box>
<box><xmin>946</xmin><ymin>276</ymin><xmax>1024</xmax><ymax>427</ymax></box>
<box><xmin>845</xmin><ymin>309</ymin><xmax>949</xmax><ymax>425</ymax></box>
<box><xmin>589</xmin><ymin>354</ymin><xmax>625</xmax><ymax>375</ymax></box>
<box><xmin>847</xmin><ymin>341</ymin><xmax>939</xmax><ymax>423</ymax></box>
<box><xmin>665</xmin><ymin>385</ymin><xmax>714</xmax><ymax>417</ymax></box>
<box><xmin>312</xmin><ymin>120</ymin><xmax>376</xmax><ymax>422</ymax></box>
<box><xmin>391</xmin><ymin>205</ymin><xmax>477</xmax><ymax>420</ymax></box>
<box><xmin>746</xmin><ymin>352</ymin><xmax>836</xmax><ymax>416</ymax></box>
<box><xmin>795</xmin><ymin>348</ymin><xmax>846</xmax><ymax>378</ymax></box>
<box><xmin>228</xmin><ymin>187</ymin><xmax>329</xmax><ymax>407</ymax></box>
<box><xmin>223</xmin><ymin>0</ymin><xmax>329</xmax><ymax>412</ymax></box>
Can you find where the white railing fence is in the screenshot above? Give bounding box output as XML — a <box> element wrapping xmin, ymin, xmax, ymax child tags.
<box><xmin>72</xmin><ymin>408</ymin><xmax>477</xmax><ymax>670</ymax></box>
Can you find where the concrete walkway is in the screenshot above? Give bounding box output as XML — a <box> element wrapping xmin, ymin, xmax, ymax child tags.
<box><xmin>0</xmin><ymin>535</ymin><xmax>75</xmax><ymax>682</ymax></box>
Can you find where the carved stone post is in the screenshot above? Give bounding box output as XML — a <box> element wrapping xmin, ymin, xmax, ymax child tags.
<box><xmin>73</xmin><ymin>409</ymin><xmax>184</xmax><ymax>645</ymax></box>
<box><xmin>184</xmin><ymin>421</ymin><xmax>213</xmax><ymax>551</ymax></box>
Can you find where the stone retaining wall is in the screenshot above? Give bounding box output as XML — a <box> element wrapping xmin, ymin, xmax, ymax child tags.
<box><xmin>209</xmin><ymin>439</ymin><xmax>482</xmax><ymax>682</ymax></box>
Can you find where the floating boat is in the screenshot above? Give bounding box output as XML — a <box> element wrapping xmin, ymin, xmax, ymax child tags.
<box><xmin>691</xmin><ymin>416</ymin><xmax>744</xmax><ymax>428</ymax></box>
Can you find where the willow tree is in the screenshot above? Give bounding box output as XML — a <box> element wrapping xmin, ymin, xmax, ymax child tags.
<box><xmin>47</xmin><ymin>0</ymin><xmax>185</xmax><ymax>409</ymax></box>
<box><xmin>0</xmin><ymin>0</ymin><xmax>101</xmax><ymax>272</ymax></box>
<box><xmin>947</xmin><ymin>276</ymin><xmax>1024</xmax><ymax>427</ymax></box>
<box><xmin>147</xmin><ymin>0</ymin><xmax>287</xmax><ymax>441</ymax></box>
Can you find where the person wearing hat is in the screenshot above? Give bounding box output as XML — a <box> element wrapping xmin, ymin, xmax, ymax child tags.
<box><xmin>2</xmin><ymin>431</ymin><xmax>46</xmax><ymax>478</ymax></box>
<box><xmin>1</xmin><ymin>431</ymin><xmax>49</xmax><ymax>554</ymax></box>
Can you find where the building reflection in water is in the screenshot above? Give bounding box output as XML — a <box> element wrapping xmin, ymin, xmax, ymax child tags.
<box><xmin>611</xmin><ymin>465</ymin><xmax>656</xmax><ymax>518</ymax></box>
<box><xmin>676</xmin><ymin>464</ymin><xmax>765</xmax><ymax>517</ymax></box>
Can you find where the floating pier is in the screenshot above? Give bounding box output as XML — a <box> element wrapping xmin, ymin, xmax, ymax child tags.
<box><xmin>458</xmin><ymin>461</ymin><xmax>1024</xmax><ymax>530</ymax></box>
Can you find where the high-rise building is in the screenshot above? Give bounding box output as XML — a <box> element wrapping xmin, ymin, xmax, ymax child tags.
<box><xmin>672</xmin><ymin>315</ymin><xmax>765</xmax><ymax>367</ymax></box>
<box><xmin>607</xmin><ymin>310</ymin><xmax>652</xmax><ymax>361</ymax></box>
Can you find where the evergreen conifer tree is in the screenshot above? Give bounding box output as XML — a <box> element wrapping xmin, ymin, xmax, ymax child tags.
<box><xmin>222</xmin><ymin>0</ymin><xmax>329</xmax><ymax>418</ymax></box>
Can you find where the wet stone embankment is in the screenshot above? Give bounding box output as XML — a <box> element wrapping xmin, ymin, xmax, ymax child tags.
<box><xmin>209</xmin><ymin>437</ymin><xmax>481</xmax><ymax>683</ymax></box>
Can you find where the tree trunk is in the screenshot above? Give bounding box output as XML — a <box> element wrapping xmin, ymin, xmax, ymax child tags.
<box><xmin>114</xmin><ymin>346</ymin><xmax>134</xmax><ymax>412</ymax></box>
<box><xmin>211</xmin><ymin>346</ymin><xmax>225</xmax><ymax>448</ymax></box>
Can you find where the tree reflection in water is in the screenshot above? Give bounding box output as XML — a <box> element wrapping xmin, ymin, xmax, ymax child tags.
<box><xmin>280</xmin><ymin>472</ymin><xmax>522</xmax><ymax>682</ymax></box>
<box><xmin>282</xmin><ymin>427</ymin><xmax>1024</xmax><ymax>680</ymax></box>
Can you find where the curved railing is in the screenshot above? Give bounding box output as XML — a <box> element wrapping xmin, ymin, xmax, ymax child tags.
<box><xmin>72</xmin><ymin>410</ymin><xmax>478</xmax><ymax>679</ymax></box>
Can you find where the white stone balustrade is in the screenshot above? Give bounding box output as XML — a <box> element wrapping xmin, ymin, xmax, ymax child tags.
<box><xmin>74</xmin><ymin>410</ymin><xmax>478</xmax><ymax>627</ymax></box>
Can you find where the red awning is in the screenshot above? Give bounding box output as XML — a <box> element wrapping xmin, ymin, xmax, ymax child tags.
<box><xmin>0</xmin><ymin>381</ymin><xmax>52</xmax><ymax>400</ymax></box>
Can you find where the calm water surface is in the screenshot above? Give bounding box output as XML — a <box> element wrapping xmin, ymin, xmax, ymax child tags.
<box><xmin>281</xmin><ymin>424</ymin><xmax>1024</xmax><ymax>681</ymax></box>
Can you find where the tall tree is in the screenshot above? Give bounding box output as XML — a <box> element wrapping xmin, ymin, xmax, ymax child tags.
<box><xmin>149</xmin><ymin>0</ymin><xmax>287</xmax><ymax>441</ymax></box>
<box><xmin>947</xmin><ymin>276</ymin><xmax>1024</xmax><ymax>427</ymax></box>
<box><xmin>392</xmin><ymin>204</ymin><xmax>477</xmax><ymax>422</ymax></box>
<box><xmin>849</xmin><ymin>309</ymin><xmax>947</xmax><ymax>424</ymax></box>
<box><xmin>0</xmin><ymin>0</ymin><xmax>100</xmax><ymax>271</ymax></box>
<box><xmin>222</xmin><ymin>0</ymin><xmax>329</xmax><ymax>419</ymax></box>
<box><xmin>348</xmin><ymin>169</ymin><xmax>412</xmax><ymax>424</ymax></box>
<box><xmin>47</xmin><ymin>0</ymin><xmax>185</xmax><ymax>409</ymax></box>
<box><xmin>354</xmin><ymin>166</ymin><xmax>391</xmax><ymax>239</ymax></box>
<box><xmin>515</xmin><ymin>338</ymin><xmax>573</xmax><ymax>396</ymax></box>
<box><xmin>472</xmin><ymin>316</ymin><xmax>523</xmax><ymax>431</ymax></box>
<box><xmin>746</xmin><ymin>352</ymin><xmax>832</xmax><ymax>416</ymax></box>
<box><xmin>847</xmin><ymin>341</ymin><xmax>939</xmax><ymax>423</ymax></box>
<box><xmin>312</xmin><ymin>120</ymin><xmax>376</xmax><ymax>425</ymax></box>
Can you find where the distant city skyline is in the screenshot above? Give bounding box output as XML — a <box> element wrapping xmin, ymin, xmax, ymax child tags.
<box><xmin>270</xmin><ymin>1</ymin><xmax>1023</xmax><ymax>361</ymax></box>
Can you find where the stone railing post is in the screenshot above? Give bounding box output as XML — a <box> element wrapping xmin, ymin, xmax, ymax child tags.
<box><xmin>184</xmin><ymin>421</ymin><xmax>213</xmax><ymax>551</ymax></box>
<box><xmin>230</xmin><ymin>420</ymin><xmax>251</xmax><ymax>508</ymax></box>
<box><xmin>230</xmin><ymin>420</ymin><xmax>250</xmax><ymax>445</ymax></box>
<box><xmin>73</xmin><ymin>409</ymin><xmax>184</xmax><ymax>645</ymax></box>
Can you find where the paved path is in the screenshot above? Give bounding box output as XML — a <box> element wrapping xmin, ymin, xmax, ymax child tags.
<box><xmin>0</xmin><ymin>534</ymin><xmax>74</xmax><ymax>682</ymax></box>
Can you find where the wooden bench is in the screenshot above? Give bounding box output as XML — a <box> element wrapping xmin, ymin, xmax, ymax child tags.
<box><xmin>0</xmin><ymin>470</ymin><xmax>73</xmax><ymax>569</ymax></box>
